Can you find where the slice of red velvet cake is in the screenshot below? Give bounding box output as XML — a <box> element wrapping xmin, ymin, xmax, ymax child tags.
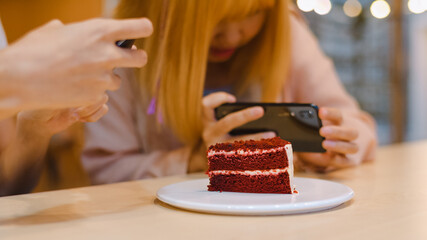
<box><xmin>207</xmin><ymin>137</ymin><xmax>294</xmax><ymax>194</ymax></box>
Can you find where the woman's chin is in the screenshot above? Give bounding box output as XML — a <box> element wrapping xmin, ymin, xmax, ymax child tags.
<box><xmin>207</xmin><ymin>55</ymin><xmax>233</xmax><ymax>63</ymax></box>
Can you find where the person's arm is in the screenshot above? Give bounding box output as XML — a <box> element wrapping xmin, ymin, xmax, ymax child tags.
<box><xmin>0</xmin><ymin>17</ymin><xmax>152</xmax><ymax>119</ymax></box>
<box><xmin>285</xmin><ymin>14</ymin><xmax>377</xmax><ymax>171</ymax></box>
<box><xmin>0</xmin><ymin>116</ymin><xmax>52</xmax><ymax>195</ymax></box>
<box><xmin>0</xmin><ymin>97</ymin><xmax>108</xmax><ymax>196</ymax></box>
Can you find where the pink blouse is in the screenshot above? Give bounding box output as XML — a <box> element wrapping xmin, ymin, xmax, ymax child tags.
<box><xmin>82</xmin><ymin>15</ymin><xmax>377</xmax><ymax>184</ymax></box>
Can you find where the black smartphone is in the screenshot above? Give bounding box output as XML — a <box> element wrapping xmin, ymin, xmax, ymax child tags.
<box><xmin>215</xmin><ymin>103</ymin><xmax>325</xmax><ymax>152</ymax></box>
<box><xmin>116</xmin><ymin>39</ymin><xmax>135</xmax><ymax>48</ymax></box>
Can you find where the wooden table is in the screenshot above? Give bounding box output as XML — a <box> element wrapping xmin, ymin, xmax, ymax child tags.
<box><xmin>1</xmin><ymin>141</ymin><xmax>427</xmax><ymax>240</ymax></box>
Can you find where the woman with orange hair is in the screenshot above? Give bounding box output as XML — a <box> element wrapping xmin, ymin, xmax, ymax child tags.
<box><xmin>82</xmin><ymin>0</ymin><xmax>377</xmax><ymax>184</ymax></box>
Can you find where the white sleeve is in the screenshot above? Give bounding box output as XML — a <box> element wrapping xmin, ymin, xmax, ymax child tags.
<box><xmin>0</xmin><ymin>18</ymin><xmax>8</xmax><ymax>49</ymax></box>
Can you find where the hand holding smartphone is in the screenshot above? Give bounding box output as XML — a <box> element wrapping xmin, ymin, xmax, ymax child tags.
<box><xmin>215</xmin><ymin>103</ymin><xmax>325</xmax><ymax>152</ymax></box>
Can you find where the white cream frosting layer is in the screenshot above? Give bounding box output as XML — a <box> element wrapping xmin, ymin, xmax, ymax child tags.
<box><xmin>285</xmin><ymin>144</ymin><xmax>294</xmax><ymax>192</ymax></box>
<box><xmin>209</xmin><ymin>168</ymin><xmax>289</xmax><ymax>176</ymax></box>
<box><xmin>207</xmin><ymin>146</ymin><xmax>287</xmax><ymax>157</ymax></box>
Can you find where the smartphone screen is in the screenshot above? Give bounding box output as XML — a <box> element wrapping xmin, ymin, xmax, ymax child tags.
<box><xmin>215</xmin><ymin>103</ymin><xmax>325</xmax><ymax>152</ymax></box>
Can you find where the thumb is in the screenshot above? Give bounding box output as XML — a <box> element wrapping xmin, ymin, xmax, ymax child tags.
<box><xmin>38</xmin><ymin>19</ymin><xmax>64</xmax><ymax>31</ymax></box>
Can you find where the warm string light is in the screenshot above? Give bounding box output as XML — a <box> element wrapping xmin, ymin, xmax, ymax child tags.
<box><xmin>296</xmin><ymin>0</ymin><xmax>427</xmax><ymax>18</ymax></box>
<box><xmin>297</xmin><ymin>0</ymin><xmax>316</xmax><ymax>12</ymax></box>
<box><xmin>408</xmin><ymin>0</ymin><xmax>426</xmax><ymax>14</ymax></box>
<box><xmin>343</xmin><ymin>0</ymin><xmax>363</xmax><ymax>17</ymax></box>
<box><xmin>297</xmin><ymin>0</ymin><xmax>332</xmax><ymax>14</ymax></box>
<box><xmin>314</xmin><ymin>0</ymin><xmax>333</xmax><ymax>15</ymax></box>
<box><xmin>370</xmin><ymin>0</ymin><xmax>391</xmax><ymax>19</ymax></box>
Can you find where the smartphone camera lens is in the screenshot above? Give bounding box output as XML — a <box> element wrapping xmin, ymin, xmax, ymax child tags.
<box><xmin>298</xmin><ymin>110</ymin><xmax>314</xmax><ymax>119</ymax></box>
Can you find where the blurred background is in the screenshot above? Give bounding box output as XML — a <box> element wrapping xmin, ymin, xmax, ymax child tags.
<box><xmin>294</xmin><ymin>0</ymin><xmax>427</xmax><ymax>146</ymax></box>
<box><xmin>0</xmin><ymin>0</ymin><xmax>425</xmax><ymax>191</ymax></box>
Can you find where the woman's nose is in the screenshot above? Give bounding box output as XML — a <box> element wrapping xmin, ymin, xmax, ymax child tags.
<box><xmin>214</xmin><ymin>23</ymin><xmax>242</xmax><ymax>47</ymax></box>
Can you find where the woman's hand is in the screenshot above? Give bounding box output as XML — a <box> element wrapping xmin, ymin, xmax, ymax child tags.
<box><xmin>16</xmin><ymin>94</ymin><xmax>110</xmax><ymax>137</ymax></box>
<box><xmin>201</xmin><ymin>92</ymin><xmax>276</xmax><ymax>148</ymax></box>
<box><xmin>297</xmin><ymin>107</ymin><xmax>359</xmax><ymax>172</ymax></box>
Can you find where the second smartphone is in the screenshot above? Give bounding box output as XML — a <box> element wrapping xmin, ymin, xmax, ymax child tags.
<box><xmin>215</xmin><ymin>103</ymin><xmax>326</xmax><ymax>152</ymax></box>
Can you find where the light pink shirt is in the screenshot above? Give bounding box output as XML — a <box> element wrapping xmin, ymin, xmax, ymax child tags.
<box><xmin>82</xmin><ymin>16</ymin><xmax>377</xmax><ymax>184</ymax></box>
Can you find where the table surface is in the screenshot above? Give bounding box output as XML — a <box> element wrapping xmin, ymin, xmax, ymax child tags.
<box><xmin>1</xmin><ymin>140</ymin><xmax>427</xmax><ymax>240</ymax></box>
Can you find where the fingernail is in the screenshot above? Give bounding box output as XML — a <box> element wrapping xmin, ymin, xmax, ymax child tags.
<box><xmin>323</xmin><ymin>140</ymin><xmax>335</xmax><ymax>148</ymax></box>
<box><xmin>319</xmin><ymin>108</ymin><xmax>327</xmax><ymax>117</ymax></box>
<box><xmin>320</xmin><ymin>127</ymin><xmax>332</xmax><ymax>135</ymax></box>
<box><xmin>264</xmin><ymin>132</ymin><xmax>276</xmax><ymax>138</ymax></box>
<box><xmin>228</xmin><ymin>95</ymin><xmax>236</xmax><ymax>102</ymax></box>
<box><xmin>250</xmin><ymin>107</ymin><xmax>263</xmax><ymax>116</ymax></box>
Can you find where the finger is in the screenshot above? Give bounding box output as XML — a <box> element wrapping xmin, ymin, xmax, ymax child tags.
<box><xmin>80</xmin><ymin>104</ymin><xmax>109</xmax><ymax>122</ymax></box>
<box><xmin>298</xmin><ymin>152</ymin><xmax>354</xmax><ymax>172</ymax></box>
<box><xmin>297</xmin><ymin>152</ymin><xmax>331</xmax><ymax>168</ymax></box>
<box><xmin>39</xmin><ymin>19</ymin><xmax>64</xmax><ymax>30</ymax></box>
<box><xmin>75</xmin><ymin>94</ymin><xmax>109</xmax><ymax>118</ymax></box>
<box><xmin>213</xmin><ymin>106</ymin><xmax>263</xmax><ymax>133</ymax></box>
<box><xmin>103</xmin><ymin>18</ymin><xmax>153</xmax><ymax>41</ymax></box>
<box><xmin>202</xmin><ymin>92</ymin><xmax>236</xmax><ymax>121</ymax></box>
<box><xmin>228</xmin><ymin>131</ymin><xmax>276</xmax><ymax>142</ymax></box>
<box><xmin>324</xmin><ymin>165</ymin><xmax>339</xmax><ymax>172</ymax></box>
<box><xmin>202</xmin><ymin>92</ymin><xmax>236</xmax><ymax>109</ymax></box>
<box><xmin>319</xmin><ymin>107</ymin><xmax>343</xmax><ymax>125</ymax></box>
<box><xmin>27</xmin><ymin>19</ymin><xmax>63</xmax><ymax>37</ymax></box>
<box><xmin>203</xmin><ymin>106</ymin><xmax>264</xmax><ymax>142</ymax></box>
<box><xmin>320</xmin><ymin>120</ymin><xmax>334</xmax><ymax>126</ymax></box>
<box><xmin>300</xmin><ymin>160</ymin><xmax>337</xmax><ymax>173</ymax></box>
<box><xmin>322</xmin><ymin>140</ymin><xmax>359</xmax><ymax>154</ymax></box>
<box><xmin>320</xmin><ymin>126</ymin><xmax>358</xmax><ymax>141</ymax></box>
<box><xmin>110</xmin><ymin>49</ymin><xmax>148</xmax><ymax>68</ymax></box>
<box><xmin>329</xmin><ymin>154</ymin><xmax>357</xmax><ymax>169</ymax></box>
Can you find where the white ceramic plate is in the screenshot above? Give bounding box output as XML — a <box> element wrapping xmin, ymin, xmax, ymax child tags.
<box><xmin>157</xmin><ymin>177</ymin><xmax>354</xmax><ymax>215</ymax></box>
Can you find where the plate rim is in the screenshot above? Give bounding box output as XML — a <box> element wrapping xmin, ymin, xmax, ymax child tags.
<box><xmin>157</xmin><ymin>177</ymin><xmax>354</xmax><ymax>215</ymax></box>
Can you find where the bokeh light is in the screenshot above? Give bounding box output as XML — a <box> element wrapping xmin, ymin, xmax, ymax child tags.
<box><xmin>343</xmin><ymin>0</ymin><xmax>363</xmax><ymax>17</ymax></box>
<box><xmin>314</xmin><ymin>0</ymin><xmax>332</xmax><ymax>15</ymax></box>
<box><xmin>297</xmin><ymin>0</ymin><xmax>315</xmax><ymax>12</ymax></box>
<box><xmin>370</xmin><ymin>0</ymin><xmax>391</xmax><ymax>19</ymax></box>
<box><xmin>408</xmin><ymin>0</ymin><xmax>426</xmax><ymax>14</ymax></box>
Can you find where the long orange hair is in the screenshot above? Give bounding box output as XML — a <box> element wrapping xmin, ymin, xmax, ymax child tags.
<box><xmin>115</xmin><ymin>0</ymin><xmax>291</xmax><ymax>145</ymax></box>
